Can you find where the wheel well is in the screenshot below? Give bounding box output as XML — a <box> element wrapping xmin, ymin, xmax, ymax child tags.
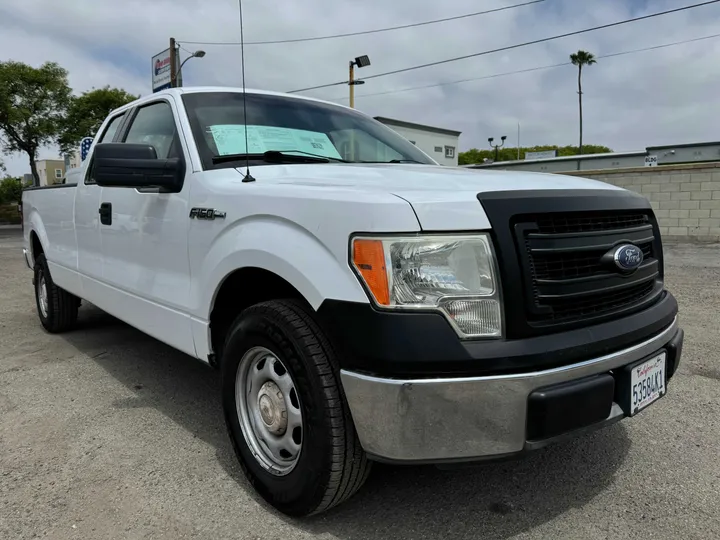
<box><xmin>209</xmin><ymin>267</ymin><xmax>305</xmax><ymax>361</ymax></box>
<box><xmin>30</xmin><ymin>231</ymin><xmax>43</xmax><ymax>261</ymax></box>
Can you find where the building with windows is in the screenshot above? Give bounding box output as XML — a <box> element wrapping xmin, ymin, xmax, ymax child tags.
<box><xmin>34</xmin><ymin>159</ymin><xmax>66</xmax><ymax>186</ymax></box>
<box><xmin>64</xmin><ymin>149</ymin><xmax>82</xmax><ymax>171</ymax></box>
<box><xmin>374</xmin><ymin>116</ymin><xmax>461</xmax><ymax>166</ymax></box>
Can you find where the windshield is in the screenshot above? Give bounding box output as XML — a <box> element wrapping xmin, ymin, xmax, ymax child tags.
<box><xmin>181</xmin><ymin>91</ymin><xmax>436</xmax><ymax>169</ymax></box>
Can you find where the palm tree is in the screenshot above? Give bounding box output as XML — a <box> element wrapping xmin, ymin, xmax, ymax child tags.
<box><xmin>570</xmin><ymin>50</ymin><xmax>596</xmax><ymax>155</ymax></box>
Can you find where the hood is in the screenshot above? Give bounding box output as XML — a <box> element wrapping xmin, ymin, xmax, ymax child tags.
<box><xmin>238</xmin><ymin>162</ymin><xmax>623</xmax><ymax>231</ymax></box>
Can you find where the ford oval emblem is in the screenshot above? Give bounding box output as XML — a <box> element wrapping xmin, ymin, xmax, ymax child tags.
<box><xmin>613</xmin><ymin>244</ymin><xmax>644</xmax><ymax>271</ymax></box>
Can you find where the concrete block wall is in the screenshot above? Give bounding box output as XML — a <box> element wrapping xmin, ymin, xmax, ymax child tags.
<box><xmin>561</xmin><ymin>162</ymin><xmax>720</xmax><ymax>243</ymax></box>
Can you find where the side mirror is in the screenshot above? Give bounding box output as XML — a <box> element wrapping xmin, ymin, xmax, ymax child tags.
<box><xmin>92</xmin><ymin>143</ymin><xmax>184</xmax><ymax>191</ymax></box>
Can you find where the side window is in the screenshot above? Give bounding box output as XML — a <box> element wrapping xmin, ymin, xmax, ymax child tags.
<box><xmin>124</xmin><ymin>102</ymin><xmax>179</xmax><ymax>159</ymax></box>
<box><xmin>98</xmin><ymin>113</ymin><xmax>125</xmax><ymax>144</ymax></box>
<box><xmin>86</xmin><ymin>112</ymin><xmax>126</xmax><ymax>185</ymax></box>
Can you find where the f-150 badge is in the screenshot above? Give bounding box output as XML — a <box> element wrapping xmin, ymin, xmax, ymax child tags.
<box><xmin>189</xmin><ymin>208</ymin><xmax>226</xmax><ymax>220</ymax></box>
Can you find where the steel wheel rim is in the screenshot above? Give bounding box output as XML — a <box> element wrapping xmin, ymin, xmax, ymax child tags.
<box><xmin>37</xmin><ymin>274</ymin><xmax>48</xmax><ymax>318</ymax></box>
<box><xmin>235</xmin><ymin>346</ymin><xmax>303</xmax><ymax>476</ymax></box>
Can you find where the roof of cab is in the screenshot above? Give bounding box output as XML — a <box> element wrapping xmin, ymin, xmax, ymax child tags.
<box><xmin>112</xmin><ymin>86</ymin><xmax>353</xmax><ymax>115</ymax></box>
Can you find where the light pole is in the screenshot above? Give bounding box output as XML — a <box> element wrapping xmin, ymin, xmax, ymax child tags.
<box><xmin>174</xmin><ymin>49</ymin><xmax>206</xmax><ymax>87</ymax></box>
<box><xmin>488</xmin><ymin>135</ymin><xmax>507</xmax><ymax>162</ymax></box>
<box><xmin>348</xmin><ymin>55</ymin><xmax>370</xmax><ymax>109</ymax></box>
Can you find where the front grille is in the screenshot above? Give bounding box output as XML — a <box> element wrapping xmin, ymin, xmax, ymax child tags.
<box><xmin>532</xmin><ymin>243</ymin><xmax>653</xmax><ymax>281</ymax></box>
<box><xmin>535</xmin><ymin>213</ymin><xmax>650</xmax><ymax>234</ymax></box>
<box><xmin>536</xmin><ymin>280</ymin><xmax>655</xmax><ymax>323</ymax></box>
<box><xmin>516</xmin><ymin>210</ymin><xmax>662</xmax><ymax>328</ymax></box>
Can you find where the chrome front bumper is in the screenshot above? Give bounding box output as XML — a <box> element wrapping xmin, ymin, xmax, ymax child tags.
<box><xmin>340</xmin><ymin>317</ymin><xmax>680</xmax><ymax>464</ymax></box>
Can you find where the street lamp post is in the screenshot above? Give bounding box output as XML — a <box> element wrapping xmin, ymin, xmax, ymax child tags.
<box><xmin>348</xmin><ymin>55</ymin><xmax>370</xmax><ymax>109</ymax></box>
<box><xmin>174</xmin><ymin>50</ymin><xmax>206</xmax><ymax>88</ymax></box>
<box><xmin>488</xmin><ymin>135</ymin><xmax>507</xmax><ymax>162</ymax></box>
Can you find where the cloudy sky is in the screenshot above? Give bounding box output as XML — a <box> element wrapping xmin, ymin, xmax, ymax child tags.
<box><xmin>2</xmin><ymin>0</ymin><xmax>720</xmax><ymax>175</ymax></box>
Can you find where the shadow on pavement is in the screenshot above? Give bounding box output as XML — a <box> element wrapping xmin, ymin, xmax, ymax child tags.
<box><xmin>64</xmin><ymin>304</ymin><xmax>631</xmax><ymax>540</ymax></box>
<box><xmin>62</xmin><ymin>305</ymin><xmax>247</xmax><ymax>488</ymax></box>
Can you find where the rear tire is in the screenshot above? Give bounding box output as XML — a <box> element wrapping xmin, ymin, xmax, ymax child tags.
<box><xmin>221</xmin><ymin>299</ymin><xmax>371</xmax><ymax>516</ymax></box>
<box><xmin>34</xmin><ymin>253</ymin><xmax>79</xmax><ymax>333</ymax></box>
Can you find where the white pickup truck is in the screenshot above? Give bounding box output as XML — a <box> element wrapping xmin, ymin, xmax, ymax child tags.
<box><xmin>22</xmin><ymin>87</ymin><xmax>683</xmax><ymax>516</ymax></box>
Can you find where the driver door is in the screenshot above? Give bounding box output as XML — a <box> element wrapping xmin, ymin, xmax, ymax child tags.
<box><xmin>96</xmin><ymin>97</ymin><xmax>195</xmax><ymax>356</ymax></box>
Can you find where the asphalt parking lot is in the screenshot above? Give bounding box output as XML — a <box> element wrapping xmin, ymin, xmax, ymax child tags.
<box><xmin>1</xmin><ymin>225</ymin><xmax>719</xmax><ymax>540</ymax></box>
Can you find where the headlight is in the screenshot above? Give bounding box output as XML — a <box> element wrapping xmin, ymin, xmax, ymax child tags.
<box><xmin>351</xmin><ymin>234</ymin><xmax>503</xmax><ymax>338</ymax></box>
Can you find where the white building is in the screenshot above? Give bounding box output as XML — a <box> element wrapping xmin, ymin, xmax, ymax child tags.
<box><xmin>64</xmin><ymin>149</ymin><xmax>82</xmax><ymax>171</ymax></box>
<box><xmin>374</xmin><ymin>116</ymin><xmax>461</xmax><ymax>166</ymax></box>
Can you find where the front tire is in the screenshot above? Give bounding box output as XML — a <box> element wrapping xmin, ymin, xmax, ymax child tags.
<box><xmin>221</xmin><ymin>299</ymin><xmax>371</xmax><ymax>516</ymax></box>
<box><xmin>33</xmin><ymin>253</ymin><xmax>79</xmax><ymax>333</ymax></box>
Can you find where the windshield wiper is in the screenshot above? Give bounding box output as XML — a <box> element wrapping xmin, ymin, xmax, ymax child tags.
<box><xmin>271</xmin><ymin>150</ymin><xmax>349</xmax><ymax>162</ymax></box>
<box><xmin>212</xmin><ymin>150</ymin><xmax>348</xmax><ymax>165</ymax></box>
<box><xmin>360</xmin><ymin>159</ymin><xmax>425</xmax><ymax>164</ymax></box>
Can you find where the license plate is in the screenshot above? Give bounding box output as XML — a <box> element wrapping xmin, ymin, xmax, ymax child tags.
<box><xmin>629</xmin><ymin>352</ymin><xmax>666</xmax><ymax>416</ymax></box>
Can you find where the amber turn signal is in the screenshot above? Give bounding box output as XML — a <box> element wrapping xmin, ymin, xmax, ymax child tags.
<box><xmin>351</xmin><ymin>239</ymin><xmax>390</xmax><ymax>305</ymax></box>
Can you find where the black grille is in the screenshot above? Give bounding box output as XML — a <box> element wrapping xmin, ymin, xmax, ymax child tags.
<box><xmin>534</xmin><ymin>281</ymin><xmax>655</xmax><ymax>324</ymax></box>
<box><xmin>516</xmin><ymin>210</ymin><xmax>662</xmax><ymax>328</ymax></box>
<box><xmin>535</xmin><ymin>213</ymin><xmax>650</xmax><ymax>234</ymax></box>
<box><xmin>531</xmin><ymin>243</ymin><xmax>653</xmax><ymax>281</ymax></box>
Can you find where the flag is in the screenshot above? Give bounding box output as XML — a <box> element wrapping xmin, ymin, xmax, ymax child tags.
<box><xmin>80</xmin><ymin>137</ymin><xmax>94</xmax><ymax>161</ymax></box>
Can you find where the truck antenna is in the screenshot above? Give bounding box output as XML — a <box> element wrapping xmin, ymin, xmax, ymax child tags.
<box><xmin>238</xmin><ymin>0</ymin><xmax>255</xmax><ymax>183</ymax></box>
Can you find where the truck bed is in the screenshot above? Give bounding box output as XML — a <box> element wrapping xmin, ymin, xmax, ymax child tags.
<box><xmin>22</xmin><ymin>182</ymin><xmax>79</xmax><ymax>293</ymax></box>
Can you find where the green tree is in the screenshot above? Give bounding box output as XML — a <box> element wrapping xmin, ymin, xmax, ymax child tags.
<box><xmin>570</xmin><ymin>50</ymin><xmax>597</xmax><ymax>155</ymax></box>
<box><xmin>0</xmin><ymin>176</ymin><xmax>23</xmax><ymax>205</ymax></box>
<box><xmin>0</xmin><ymin>61</ymin><xmax>72</xmax><ymax>185</ymax></box>
<box><xmin>458</xmin><ymin>144</ymin><xmax>612</xmax><ymax>165</ymax></box>
<box><xmin>58</xmin><ymin>86</ymin><xmax>139</xmax><ymax>154</ymax></box>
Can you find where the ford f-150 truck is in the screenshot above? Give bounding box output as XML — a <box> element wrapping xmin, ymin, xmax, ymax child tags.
<box><xmin>22</xmin><ymin>87</ymin><xmax>683</xmax><ymax>516</ymax></box>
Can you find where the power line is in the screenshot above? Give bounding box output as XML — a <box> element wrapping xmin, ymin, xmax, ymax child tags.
<box><xmin>287</xmin><ymin>0</ymin><xmax>720</xmax><ymax>93</ymax></box>
<box><xmin>362</xmin><ymin>0</ymin><xmax>720</xmax><ymax>81</ymax></box>
<box><xmin>179</xmin><ymin>0</ymin><xmax>545</xmax><ymax>46</ymax></box>
<box><xmin>177</xmin><ymin>43</ymin><xmax>196</xmax><ymax>56</ymax></box>
<box><xmin>326</xmin><ymin>32</ymin><xmax>720</xmax><ymax>101</ymax></box>
<box><xmin>333</xmin><ymin>63</ymin><xmax>569</xmax><ymax>100</ymax></box>
<box><xmin>287</xmin><ymin>80</ymin><xmax>350</xmax><ymax>94</ymax></box>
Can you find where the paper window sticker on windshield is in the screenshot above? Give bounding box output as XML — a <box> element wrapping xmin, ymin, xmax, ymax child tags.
<box><xmin>209</xmin><ymin>125</ymin><xmax>264</xmax><ymax>155</ymax></box>
<box><xmin>252</xmin><ymin>126</ymin><xmax>342</xmax><ymax>159</ymax></box>
<box><xmin>305</xmin><ymin>134</ymin><xmax>343</xmax><ymax>159</ymax></box>
<box><xmin>289</xmin><ymin>129</ymin><xmax>343</xmax><ymax>159</ymax></box>
<box><xmin>210</xmin><ymin>124</ymin><xmax>343</xmax><ymax>159</ymax></box>
<box><xmin>253</xmin><ymin>126</ymin><xmax>296</xmax><ymax>151</ymax></box>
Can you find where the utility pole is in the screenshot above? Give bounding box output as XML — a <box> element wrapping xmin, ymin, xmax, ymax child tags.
<box><xmin>347</xmin><ymin>55</ymin><xmax>370</xmax><ymax>109</ymax></box>
<box><xmin>169</xmin><ymin>37</ymin><xmax>177</xmax><ymax>88</ymax></box>
<box><xmin>346</xmin><ymin>55</ymin><xmax>370</xmax><ymax>162</ymax></box>
<box><xmin>349</xmin><ymin>61</ymin><xmax>355</xmax><ymax>109</ymax></box>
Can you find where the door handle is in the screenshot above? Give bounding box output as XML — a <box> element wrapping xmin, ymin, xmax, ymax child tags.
<box><xmin>99</xmin><ymin>202</ymin><xmax>112</xmax><ymax>225</ymax></box>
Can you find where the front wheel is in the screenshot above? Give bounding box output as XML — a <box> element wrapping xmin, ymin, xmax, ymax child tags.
<box><xmin>221</xmin><ymin>299</ymin><xmax>371</xmax><ymax>516</ymax></box>
<box><xmin>33</xmin><ymin>253</ymin><xmax>79</xmax><ymax>333</ymax></box>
